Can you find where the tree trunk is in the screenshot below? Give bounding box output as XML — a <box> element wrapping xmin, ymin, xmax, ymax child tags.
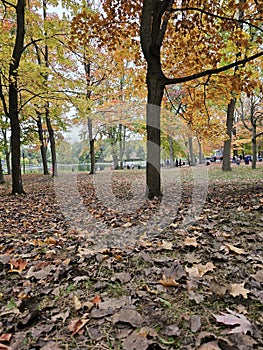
<box><xmin>46</xmin><ymin>112</ymin><xmax>58</xmax><ymax>176</ymax></box>
<box><xmin>2</xmin><ymin>130</ymin><xmax>11</xmax><ymax>175</ymax></box>
<box><xmin>9</xmin><ymin>0</ymin><xmax>25</xmax><ymax>194</ymax></box>
<box><xmin>197</xmin><ymin>139</ymin><xmax>204</xmax><ymax>164</ymax></box>
<box><xmin>5</xmin><ymin>150</ymin><xmax>11</xmax><ymax>175</ymax></box>
<box><xmin>188</xmin><ymin>136</ymin><xmax>195</xmax><ymax>166</ymax></box>
<box><xmin>169</xmin><ymin>136</ymin><xmax>174</xmax><ymax>167</ymax></box>
<box><xmin>0</xmin><ymin>158</ymin><xmax>5</xmax><ymax>184</ymax></box>
<box><xmin>36</xmin><ymin>113</ymin><xmax>49</xmax><ymax>175</ymax></box>
<box><xmin>222</xmin><ymin>98</ymin><xmax>236</xmax><ymax>171</ymax></box>
<box><xmin>251</xmin><ymin>125</ymin><xmax>257</xmax><ymax>169</ymax></box>
<box><xmin>119</xmin><ymin>124</ymin><xmax>126</xmax><ymax>170</ymax></box>
<box><xmin>88</xmin><ymin>117</ymin><xmax>95</xmax><ymax>174</ymax></box>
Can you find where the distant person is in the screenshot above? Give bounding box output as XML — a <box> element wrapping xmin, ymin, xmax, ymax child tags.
<box><xmin>244</xmin><ymin>156</ymin><xmax>250</xmax><ymax>165</ymax></box>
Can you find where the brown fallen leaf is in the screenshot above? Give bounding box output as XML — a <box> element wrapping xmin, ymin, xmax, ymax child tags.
<box><xmin>8</xmin><ymin>258</ymin><xmax>27</xmax><ymax>273</ymax></box>
<box><xmin>252</xmin><ymin>269</ymin><xmax>263</xmax><ymax>283</ymax></box>
<box><xmin>157</xmin><ymin>240</ymin><xmax>173</xmax><ymax>250</ymax></box>
<box><xmin>224</xmin><ymin>243</ymin><xmax>246</xmax><ymax>255</ymax></box>
<box><xmin>229</xmin><ymin>283</ymin><xmax>250</xmax><ymax>298</ymax></box>
<box><xmin>0</xmin><ymin>335</ymin><xmax>12</xmax><ymax>342</ymax></box>
<box><xmin>186</xmin><ymin>262</ymin><xmax>215</xmax><ymax>278</ymax></box>
<box><xmin>159</xmin><ymin>274</ymin><xmax>180</xmax><ymax>287</ymax></box>
<box><xmin>122</xmin><ymin>331</ymin><xmax>150</xmax><ymax>350</ymax></box>
<box><xmin>184</xmin><ymin>237</ymin><xmax>198</xmax><ymax>247</ymax></box>
<box><xmin>191</xmin><ymin>315</ymin><xmax>201</xmax><ymax>332</ymax></box>
<box><xmin>111</xmin><ymin>307</ymin><xmax>144</xmax><ymax>327</ymax></box>
<box><xmin>214</xmin><ymin>309</ymin><xmax>252</xmax><ymax>334</ymax></box>
<box><xmin>198</xmin><ymin>341</ymin><xmax>221</xmax><ymax>350</ymax></box>
<box><xmin>0</xmin><ymin>344</ymin><xmax>13</xmax><ymax>350</ymax></box>
<box><xmin>68</xmin><ymin>315</ymin><xmax>89</xmax><ymax>335</ymax></box>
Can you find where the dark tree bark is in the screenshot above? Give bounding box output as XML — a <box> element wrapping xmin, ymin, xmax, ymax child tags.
<box><xmin>45</xmin><ymin>110</ymin><xmax>58</xmax><ymax>176</ymax></box>
<box><xmin>251</xmin><ymin>127</ymin><xmax>257</xmax><ymax>169</ymax></box>
<box><xmin>222</xmin><ymin>98</ymin><xmax>236</xmax><ymax>171</ymax></box>
<box><xmin>43</xmin><ymin>0</ymin><xmax>57</xmax><ymax>177</ymax></box>
<box><xmin>9</xmin><ymin>0</ymin><xmax>26</xmax><ymax>194</ymax></box>
<box><xmin>36</xmin><ymin>112</ymin><xmax>49</xmax><ymax>175</ymax></box>
<box><xmin>84</xmin><ymin>59</ymin><xmax>96</xmax><ymax>175</ymax></box>
<box><xmin>140</xmin><ymin>0</ymin><xmax>171</xmax><ymax>198</ymax></box>
<box><xmin>169</xmin><ymin>136</ymin><xmax>174</xmax><ymax>167</ymax></box>
<box><xmin>0</xmin><ymin>158</ymin><xmax>5</xmax><ymax>184</ymax></box>
<box><xmin>118</xmin><ymin>124</ymin><xmax>126</xmax><ymax>170</ymax></box>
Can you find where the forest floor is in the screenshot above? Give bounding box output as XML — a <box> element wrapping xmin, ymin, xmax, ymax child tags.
<box><xmin>0</xmin><ymin>164</ymin><xmax>262</xmax><ymax>350</ymax></box>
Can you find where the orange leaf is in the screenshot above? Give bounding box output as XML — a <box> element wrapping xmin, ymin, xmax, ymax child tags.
<box><xmin>90</xmin><ymin>295</ymin><xmax>101</xmax><ymax>305</ymax></box>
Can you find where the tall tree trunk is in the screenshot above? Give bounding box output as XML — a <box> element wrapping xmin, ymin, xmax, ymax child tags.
<box><xmin>109</xmin><ymin>127</ymin><xmax>119</xmax><ymax>170</ymax></box>
<box><xmin>140</xmin><ymin>0</ymin><xmax>174</xmax><ymax>198</ymax></box>
<box><xmin>88</xmin><ymin>117</ymin><xmax>95</xmax><ymax>174</ymax></box>
<box><xmin>119</xmin><ymin>124</ymin><xmax>126</xmax><ymax>170</ymax></box>
<box><xmin>0</xmin><ymin>158</ymin><xmax>5</xmax><ymax>184</ymax></box>
<box><xmin>5</xmin><ymin>150</ymin><xmax>11</xmax><ymax>175</ymax></box>
<box><xmin>36</xmin><ymin>113</ymin><xmax>49</xmax><ymax>175</ymax></box>
<box><xmin>188</xmin><ymin>136</ymin><xmax>195</xmax><ymax>166</ymax></box>
<box><xmin>146</xmin><ymin>75</ymin><xmax>164</xmax><ymax>198</ymax></box>
<box><xmin>169</xmin><ymin>135</ymin><xmax>174</xmax><ymax>167</ymax></box>
<box><xmin>43</xmin><ymin>0</ymin><xmax>57</xmax><ymax>176</ymax></box>
<box><xmin>2</xmin><ymin>129</ymin><xmax>11</xmax><ymax>175</ymax></box>
<box><xmin>46</xmin><ymin>112</ymin><xmax>58</xmax><ymax>176</ymax></box>
<box><xmin>197</xmin><ymin>139</ymin><xmax>204</xmax><ymax>164</ymax></box>
<box><xmin>251</xmin><ymin>125</ymin><xmax>257</xmax><ymax>169</ymax></box>
<box><xmin>222</xmin><ymin>98</ymin><xmax>236</xmax><ymax>171</ymax></box>
<box><xmin>9</xmin><ymin>0</ymin><xmax>25</xmax><ymax>194</ymax></box>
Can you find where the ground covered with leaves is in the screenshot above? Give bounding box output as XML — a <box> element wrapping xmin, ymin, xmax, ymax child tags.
<box><xmin>0</xmin><ymin>165</ymin><xmax>262</xmax><ymax>350</ymax></box>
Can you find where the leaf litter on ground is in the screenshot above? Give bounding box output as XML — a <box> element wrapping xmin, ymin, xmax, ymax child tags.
<box><xmin>0</xmin><ymin>166</ymin><xmax>262</xmax><ymax>349</ymax></box>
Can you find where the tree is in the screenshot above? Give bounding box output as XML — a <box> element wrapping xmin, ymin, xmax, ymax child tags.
<box><xmin>74</xmin><ymin>1</ymin><xmax>263</xmax><ymax>198</ymax></box>
<box><xmin>139</xmin><ymin>0</ymin><xmax>263</xmax><ymax>197</ymax></box>
<box><xmin>239</xmin><ymin>91</ymin><xmax>263</xmax><ymax>169</ymax></box>
<box><xmin>0</xmin><ymin>0</ymin><xmax>26</xmax><ymax>194</ymax></box>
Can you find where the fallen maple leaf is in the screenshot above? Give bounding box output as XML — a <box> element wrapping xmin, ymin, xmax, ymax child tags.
<box><xmin>214</xmin><ymin>309</ymin><xmax>252</xmax><ymax>334</ymax></box>
<box><xmin>186</xmin><ymin>262</ymin><xmax>215</xmax><ymax>278</ymax></box>
<box><xmin>229</xmin><ymin>283</ymin><xmax>250</xmax><ymax>298</ymax></box>
<box><xmin>224</xmin><ymin>243</ymin><xmax>246</xmax><ymax>255</ymax></box>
